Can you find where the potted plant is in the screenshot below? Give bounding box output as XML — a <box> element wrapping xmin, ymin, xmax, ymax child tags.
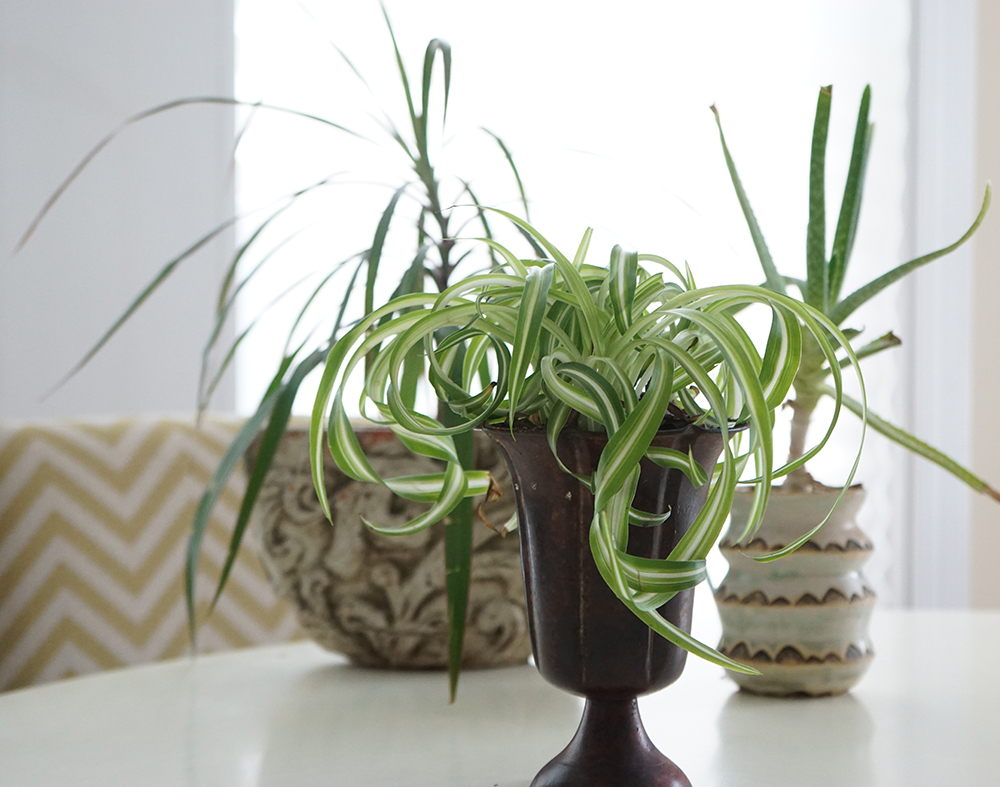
<box><xmin>710</xmin><ymin>84</ymin><xmax>998</xmax><ymax>695</ymax></box>
<box><xmin>17</xmin><ymin>11</ymin><xmax>539</xmax><ymax>694</ymax></box>
<box><xmin>308</xmin><ymin>210</ymin><xmax>866</xmax><ymax>785</ymax></box>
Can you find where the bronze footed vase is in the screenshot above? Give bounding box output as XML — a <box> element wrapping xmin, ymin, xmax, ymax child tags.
<box><xmin>484</xmin><ymin>423</ymin><xmax>724</xmax><ymax>787</ymax></box>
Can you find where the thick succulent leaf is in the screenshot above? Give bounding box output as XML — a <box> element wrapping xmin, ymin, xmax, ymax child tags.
<box><xmin>805</xmin><ymin>85</ymin><xmax>832</xmax><ymax>310</ymax></box>
<box><xmin>831</xmin><ymin>184</ymin><xmax>991</xmax><ymax>325</ymax></box>
<box><xmin>825</xmin><ymin>385</ymin><xmax>1000</xmax><ymax>502</ymax></box>
<box><xmin>827</xmin><ymin>85</ymin><xmax>872</xmax><ymax>308</ymax></box>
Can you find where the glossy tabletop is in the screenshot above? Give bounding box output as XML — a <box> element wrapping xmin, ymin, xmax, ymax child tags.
<box><xmin>2</xmin><ymin>607</ymin><xmax>998</xmax><ymax>786</ymax></box>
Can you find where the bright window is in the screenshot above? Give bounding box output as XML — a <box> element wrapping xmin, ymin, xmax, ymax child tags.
<box><xmin>234</xmin><ymin>0</ymin><xmax>911</xmax><ymax>603</ymax></box>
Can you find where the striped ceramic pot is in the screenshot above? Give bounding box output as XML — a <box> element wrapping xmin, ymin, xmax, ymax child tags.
<box><xmin>714</xmin><ymin>484</ymin><xmax>875</xmax><ymax>696</ymax></box>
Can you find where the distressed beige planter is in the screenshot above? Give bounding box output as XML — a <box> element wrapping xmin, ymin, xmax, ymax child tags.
<box><xmin>714</xmin><ymin>484</ymin><xmax>875</xmax><ymax>696</ymax></box>
<box><xmin>247</xmin><ymin>426</ymin><xmax>532</xmax><ymax>670</ymax></box>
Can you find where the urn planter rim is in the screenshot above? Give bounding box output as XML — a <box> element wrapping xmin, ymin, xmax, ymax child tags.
<box><xmin>479</xmin><ymin>417</ymin><xmax>747</xmax><ymax>441</ymax></box>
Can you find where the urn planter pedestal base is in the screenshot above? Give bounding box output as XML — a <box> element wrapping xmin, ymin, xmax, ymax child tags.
<box><xmin>531</xmin><ymin>698</ymin><xmax>691</xmax><ymax>787</ymax></box>
<box><xmin>486</xmin><ymin>422</ymin><xmax>725</xmax><ymax>787</ymax></box>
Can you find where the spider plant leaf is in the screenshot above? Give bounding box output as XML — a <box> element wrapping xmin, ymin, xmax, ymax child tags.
<box><xmin>209</xmin><ymin>347</ymin><xmax>326</xmax><ymax>610</ymax></box>
<box><xmin>805</xmin><ymin>85</ymin><xmax>832</xmax><ymax>310</ymax></box>
<box><xmin>507</xmin><ymin>263</ymin><xmax>554</xmax><ymax>421</ymax></box>
<box><xmin>827</xmin><ymin>85</ymin><xmax>872</xmax><ymax>309</ymax></box>
<box><xmin>365</xmin><ymin>185</ymin><xmax>408</xmax><ymax>315</ymax></box>
<box><xmin>362</xmin><ymin>461</ymin><xmax>469</xmax><ymax>537</ymax></box>
<box><xmin>589</xmin><ymin>517</ymin><xmax>758</xmax><ymax>674</ymax></box>
<box><xmin>185</xmin><ymin>387</ymin><xmax>279</xmax><ymax>644</ymax></box>
<box><xmin>609</xmin><ymin>245</ymin><xmax>638</xmax><ymax>335</ymax></box>
<box><xmin>638</xmin><ymin>253</ymin><xmax>687</xmax><ymax>286</ymax></box>
<box><xmin>482</xmin><ymin>210</ymin><xmax>606</xmax><ymax>352</ymax></box>
<box><xmin>711</xmin><ymin>105</ymin><xmax>785</xmax><ymax>295</ymax></box>
<box><xmin>549</xmin><ymin>361</ymin><xmax>627</xmax><ymax>430</ymax></box>
<box><xmin>831</xmin><ymin>184</ymin><xmax>991</xmax><ymax>325</ymax></box>
<box><xmin>594</xmin><ymin>350</ymin><xmax>673</xmax><ymax>511</ymax></box>
<box><xmin>572</xmin><ymin>227</ymin><xmax>594</xmax><ymax>269</ymax></box>
<box><xmin>646</xmin><ymin>446</ymin><xmax>709</xmax><ymax>487</ymax></box>
<box><xmin>310</xmin><ymin>301</ymin><xmax>422</xmax><ymax>516</ymax></box>
<box><xmin>482</xmin><ymin>128</ymin><xmax>531</xmax><ymax>221</ymax></box>
<box><xmin>823</xmin><ymin>385</ymin><xmax>1000</xmax><ymax>502</ymax></box>
<box><xmin>390</xmin><ymin>416</ymin><xmax>460</xmax><ymax>464</ymax></box>
<box><xmin>615</xmin><ymin>553</ymin><xmax>707</xmax><ymax>594</ymax></box>
<box><xmin>473</xmin><ymin>238</ymin><xmax>529</xmax><ymax>277</ymax></box>
<box><xmin>757</xmin><ymin>305</ymin><xmax>802</xmax><ymax>410</ymax></box>
<box><xmin>383</xmin><ymin>471</ymin><xmax>493</xmax><ymax>502</ymax></box>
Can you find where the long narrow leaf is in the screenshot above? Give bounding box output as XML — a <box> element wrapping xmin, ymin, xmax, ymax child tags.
<box><xmin>805</xmin><ymin>86</ymin><xmax>832</xmax><ymax>309</ymax></box>
<box><xmin>831</xmin><ymin>184</ymin><xmax>991</xmax><ymax>324</ymax></box>
<box><xmin>827</xmin><ymin>85</ymin><xmax>872</xmax><ymax>308</ymax></box>
<box><xmin>824</xmin><ymin>385</ymin><xmax>1000</xmax><ymax>501</ymax></box>
<box><xmin>711</xmin><ymin>105</ymin><xmax>785</xmax><ymax>295</ymax></box>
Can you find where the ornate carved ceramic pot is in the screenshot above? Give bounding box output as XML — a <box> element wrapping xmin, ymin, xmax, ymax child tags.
<box><xmin>714</xmin><ymin>484</ymin><xmax>875</xmax><ymax>696</ymax></box>
<box><xmin>247</xmin><ymin>425</ymin><xmax>532</xmax><ymax>670</ymax></box>
<box><xmin>485</xmin><ymin>421</ymin><xmax>725</xmax><ymax>787</ymax></box>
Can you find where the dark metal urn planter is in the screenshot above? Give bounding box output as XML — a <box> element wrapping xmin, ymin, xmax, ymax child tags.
<box><xmin>485</xmin><ymin>421</ymin><xmax>725</xmax><ymax>787</ymax></box>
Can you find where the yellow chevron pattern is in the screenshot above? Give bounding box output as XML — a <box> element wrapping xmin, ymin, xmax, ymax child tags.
<box><xmin>0</xmin><ymin>417</ymin><xmax>299</xmax><ymax>691</ymax></box>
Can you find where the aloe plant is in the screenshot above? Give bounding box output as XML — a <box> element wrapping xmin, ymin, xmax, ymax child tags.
<box><xmin>16</xmin><ymin>9</ymin><xmax>535</xmax><ymax>695</ymax></box>
<box><xmin>713</xmin><ymin>84</ymin><xmax>998</xmax><ymax>500</ymax></box>
<box><xmin>309</xmin><ymin>211</ymin><xmax>867</xmax><ymax>676</ymax></box>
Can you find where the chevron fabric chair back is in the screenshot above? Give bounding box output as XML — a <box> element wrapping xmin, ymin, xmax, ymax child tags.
<box><xmin>0</xmin><ymin>416</ymin><xmax>299</xmax><ymax>691</ymax></box>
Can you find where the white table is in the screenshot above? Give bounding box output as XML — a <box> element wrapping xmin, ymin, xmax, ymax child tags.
<box><xmin>2</xmin><ymin>609</ymin><xmax>998</xmax><ymax>786</ymax></box>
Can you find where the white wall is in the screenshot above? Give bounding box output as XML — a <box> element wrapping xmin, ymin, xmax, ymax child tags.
<box><xmin>0</xmin><ymin>0</ymin><xmax>235</xmax><ymax>419</ymax></box>
<box><xmin>906</xmin><ymin>0</ymin><xmax>978</xmax><ymax>606</ymax></box>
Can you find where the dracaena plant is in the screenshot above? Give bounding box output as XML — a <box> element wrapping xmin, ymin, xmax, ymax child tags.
<box><xmin>309</xmin><ymin>211</ymin><xmax>867</xmax><ymax>677</ymax></box>
<box><xmin>16</xmin><ymin>8</ymin><xmax>534</xmax><ymax>685</ymax></box>
<box><xmin>713</xmin><ymin>84</ymin><xmax>998</xmax><ymax>500</ymax></box>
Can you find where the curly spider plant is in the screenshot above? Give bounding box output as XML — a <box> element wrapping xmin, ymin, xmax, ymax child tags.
<box><xmin>309</xmin><ymin>211</ymin><xmax>866</xmax><ymax>674</ymax></box>
<box><xmin>713</xmin><ymin>84</ymin><xmax>998</xmax><ymax>500</ymax></box>
<box><xmin>16</xmin><ymin>7</ymin><xmax>535</xmax><ymax>693</ymax></box>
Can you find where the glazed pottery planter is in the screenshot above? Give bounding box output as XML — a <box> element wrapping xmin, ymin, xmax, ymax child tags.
<box><xmin>485</xmin><ymin>421</ymin><xmax>725</xmax><ymax>787</ymax></box>
<box><xmin>714</xmin><ymin>484</ymin><xmax>875</xmax><ymax>696</ymax></box>
<box><xmin>247</xmin><ymin>425</ymin><xmax>532</xmax><ymax>670</ymax></box>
